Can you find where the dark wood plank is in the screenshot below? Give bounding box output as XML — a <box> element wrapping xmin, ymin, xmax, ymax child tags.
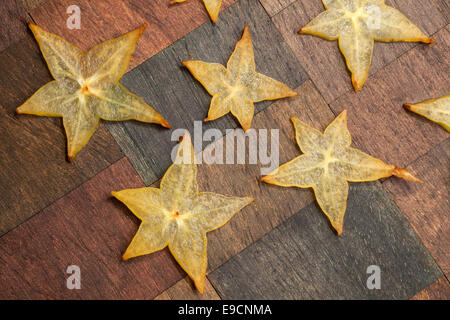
<box><xmin>330</xmin><ymin>26</ymin><xmax>449</xmax><ymax>168</ymax></box>
<box><xmin>155</xmin><ymin>277</ymin><xmax>221</xmax><ymax>300</ymax></box>
<box><xmin>0</xmin><ymin>158</ymin><xmax>185</xmax><ymax>299</ymax></box>
<box><xmin>272</xmin><ymin>0</ymin><xmax>448</xmax><ymax>103</ymax></box>
<box><xmin>411</xmin><ymin>277</ymin><xmax>450</xmax><ymax>300</ymax></box>
<box><xmin>209</xmin><ymin>183</ymin><xmax>442</xmax><ymax>299</ymax></box>
<box><xmin>0</xmin><ymin>105</ymin><xmax>123</xmax><ymax>236</ymax></box>
<box><xmin>106</xmin><ymin>0</ymin><xmax>308</xmax><ymax>185</ymax></box>
<box><xmin>0</xmin><ymin>0</ymin><xmax>30</xmax><ymax>52</ymax></box>
<box><xmin>259</xmin><ymin>0</ymin><xmax>296</xmax><ymax>16</ymax></box>
<box><xmin>196</xmin><ymin>80</ymin><xmax>334</xmax><ymax>271</ymax></box>
<box><xmin>383</xmin><ymin>138</ymin><xmax>450</xmax><ymax>277</ymax></box>
<box><xmin>30</xmin><ymin>0</ymin><xmax>237</xmax><ymax>71</ymax></box>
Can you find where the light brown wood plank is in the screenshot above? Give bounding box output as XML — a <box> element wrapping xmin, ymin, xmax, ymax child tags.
<box><xmin>411</xmin><ymin>277</ymin><xmax>450</xmax><ymax>300</ymax></box>
<box><xmin>329</xmin><ymin>26</ymin><xmax>449</xmax><ymax>168</ymax></box>
<box><xmin>154</xmin><ymin>277</ymin><xmax>221</xmax><ymax>300</ymax></box>
<box><xmin>383</xmin><ymin>138</ymin><xmax>450</xmax><ymax>277</ymax></box>
<box><xmin>272</xmin><ymin>0</ymin><xmax>447</xmax><ymax>103</ymax></box>
<box><xmin>259</xmin><ymin>0</ymin><xmax>296</xmax><ymax>16</ymax></box>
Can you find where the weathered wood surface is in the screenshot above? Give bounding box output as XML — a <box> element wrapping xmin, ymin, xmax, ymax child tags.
<box><xmin>259</xmin><ymin>0</ymin><xmax>296</xmax><ymax>16</ymax></box>
<box><xmin>0</xmin><ymin>158</ymin><xmax>185</xmax><ymax>299</ymax></box>
<box><xmin>330</xmin><ymin>26</ymin><xmax>449</xmax><ymax>168</ymax></box>
<box><xmin>411</xmin><ymin>277</ymin><xmax>450</xmax><ymax>300</ymax></box>
<box><xmin>272</xmin><ymin>0</ymin><xmax>448</xmax><ymax>103</ymax></box>
<box><xmin>196</xmin><ymin>80</ymin><xmax>334</xmax><ymax>271</ymax></box>
<box><xmin>107</xmin><ymin>0</ymin><xmax>307</xmax><ymax>185</ymax></box>
<box><xmin>209</xmin><ymin>183</ymin><xmax>442</xmax><ymax>299</ymax></box>
<box><xmin>0</xmin><ymin>0</ymin><xmax>30</xmax><ymax>51</ymax></box>
<box><xmin>383</xmin><ymin>138</ymin><xmax>450</xmax><ymax>277</ymax></box>
<box><xmin>29</xmin><ymin>0</ymin><xmax>237</xmax><ymax>71</ymax></box>
<box><xmin>20</xmin><ymin>0</ymin><xmax>47</xmax><ymax>11</ymax></box>
<box><xmin>155</xmin><ymin>277</ymin><xmax>221</xmax><ymax>300</ymax></box>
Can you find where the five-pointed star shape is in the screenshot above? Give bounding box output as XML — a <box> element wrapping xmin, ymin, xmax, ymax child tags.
<box><xmin>404</xmin><ymin>94</ymin><xmax>450</xmax><ymax>132</ymax></box>
<box><xmin>17</xmin><ymin>24</ymin><xmax>170</xmax><ymax>161</ymax></box>
<box><xmin>170</xmin><ymin>0</ymin><xmax>222</xmax><ymax>23</ymax></box>
<box><xmin>262</xmin><ymin>111</ymin><xmax>421</xmax><ymax>235</ymax></box>
<box><xmin>183</xmin><ymin>25</ymin><xmax>297</xmax><ymax>131</ymax></box>
<box><xmin>299</xmin><ymin>0</ymin><xmax>433</xmax><ymax>91</ymax></box>
<box><xmin>112</xmin><ymin>133</ymin><xmax>253</xmax><ymax>293</ymax></box>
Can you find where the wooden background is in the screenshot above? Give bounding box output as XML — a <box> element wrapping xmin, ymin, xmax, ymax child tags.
<box><xmin>0</xmin><ymin>0</ymin><xmax>448</xmax><ymax>299</ymax></box>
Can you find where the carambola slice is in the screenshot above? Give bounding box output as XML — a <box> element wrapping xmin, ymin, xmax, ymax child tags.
<box><xmin>404</xmin><ymin>95</ymin><xmax>450</xmax><ymax>132</ymax></box>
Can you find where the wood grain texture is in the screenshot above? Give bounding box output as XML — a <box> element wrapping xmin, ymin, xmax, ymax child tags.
<box><xmin>154</xmin><ymin>277</ymin><xmax>221</xmax><ymax>300</ymax></box>
<box><xmin>30</xmin><ymin>0</ymin><xmax>237</xmax><ymax>71</ymax></box>
<box><xmin>21</xmin><ymin>0</ymin><xmax>47</xmax><ymax>11</ymax></box>
<box><xmin>411</xmin><ymin>277</ymin><xmax>450</xmax><ymax>300</ymax></box>
<box><xmin>107</xmin><ymin>0</ymin><xmax>308</xmax><ymax>185</ymax></box>
<box><xmin>0</xmin><ymin>105</ymin><xmax>123</xmax><ymax>237</ymax></box>
<box><xmin>209</xmin><ymin>183</ymin><xmax>442</xmax><ymax>299</ymax></box>
<box><xmin>0</xmin><ymin>0</ymin><xmax>30</xmax><ymax>52</ymax></box>
<box><xmin>272</xmin><ymin>0</ymin><xmax>448</xmax><ymax>103</ymax></box>
<box><xmin>383</xmin><ymin>138</ymin><xmax>450</xmax><ymax>277</ymax></box>
<box><xmin>0</xmin><ymin>158</ymin><xmax>185</xmax><ymax>299</ymax></box>
<box><xmin>330</xmin><ymin>26</ymin><xmax>449</xmax><ymax>168</ymax></box>
<box><xmin>259</xmin><ymin>0</ymin><xmax>296</xmax><ymax>16</ymax></box>
<box><xmin>195</xmin><ymin>80</ymin><xmax>335</xmax><ymax>271</ymax></box>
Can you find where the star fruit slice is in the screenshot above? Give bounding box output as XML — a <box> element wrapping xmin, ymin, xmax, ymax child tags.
<box><xmin>299</xmin><ymin>0</ymin><xmax>433</xmax><ymax>91</ymax></box>
<box><xmin>16</xmin><ymin>23</ymin><xmax>170</xmax><ymax>161</ymax></box>
<box><xmin>404</xmin><ymin>94</ymin><xmax>450</xmax><ymax>132</ymax></box>
<box><xmin>170</xmin><ymin>0</ymin><xmax>222</xmax><ymax>23</ymax></box>
<box><xmin>183</xmin><ymin>25</ymin><xmax>297</xmax><ymax>131</ymax></box>
<box><xmin>261</xmin><ymin>110</ymin><xmax>421</xmax><ymax>235</ymax></box>
<box><xmin>112</xmin><ymin>132</ymin><xmax>253</xmax><ymax>293</ymax></box>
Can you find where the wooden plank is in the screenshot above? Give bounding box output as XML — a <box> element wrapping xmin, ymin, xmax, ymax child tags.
<box><xmin>196</xmin><ymin>80</ymin><xmax>334</xmax><ymax>271</ymax></box>
<box><xmin>259</xmin><ymin>0</ymin><xmax>296</xmax><ymax>16</ymax></box>
<box><xmin>272</xmin><ymin>0</ymin><xmax>448</xmax><ymax>103</ymax></box>
<box><xmin>0</xmin><ymin>105</ymin><xmax>123</xmax><ymax>236</ymax></box>
<box><xmin>0</xmin><ymin>0</ymin><xmax>30</xmax><ymax>52</ymax></box>
<box><xmin>30</xmin><ymin>0</ymin><xmax>237</xmax><ymax>71</ymax></box>
<box><xmin>383</xmin><ymin>138</ymin><xmax>450</xmax><ymax>277</ymax></box>
<box><xmin>208</xmin><ymin>183</ymin><xmax>442</xmax><ymax>299</ymax></box>
<box><xmin>154</xmin><ymin>277</ymin><xmax>221</xmax><ymax>300</ymax></box>
<box><xmin>0</xmin><ymin>158</ymin><xmax>185</xmax><ymax>299</ymax></box>
<box><xmin>106</xmin><ymin>0</ymin><xmax>308</xmax><ymax>185</ymax></box>
<box><xmin>329</xmin><ymin>26</ymin><xmax>449</xmax><ymax>168</ymax></box>
<box><xmin>411</xmin><ymin>277</ymin><xmax>450</xmax><ymax>300</ymax></box>
<box><xmin>21</xmin><ymin>0</ymin><xmax>47</xmax><ymax>11</ymax></box>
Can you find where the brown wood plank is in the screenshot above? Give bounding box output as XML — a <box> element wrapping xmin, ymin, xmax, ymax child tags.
<box><xmin>30</xmin><ymin>0</ymin><xmax>237</xmax><ymax>71</ymax></box>
<box><xmin>329</xmin><ymin>26</ymin><xmax>449</xmax><ymax>168</ymax></box>
<box><xmin>0</xmin><ymin>0</ymin><xmax>30</xmax><ymax>52</ymax></box>
<box><xmin>259</xmin><ymin>0</ymin><xmax>296</xmax><ymax>16</ymax></box>
<box><xmin>21</xmin><ymin>0</ymin><xmax>47</xmax><ymax>11</ymax></box>
<box><xmin>196</xmin><ymin>80</ymin><xmax>335</xmax><ymax>271</ymax></box>
<box><xmin>411</xmin><ymin>277</ymin><xmax>450</xmax><ymax>300</ymax></box>
<box><xmin>154</xmin><ymin>277</ymin><xmax>221</xmax><ymax>300</ymax></box>
<box><xmin>383</xmin><ymin>138</ymin><xmax>450</xmax><ymax>277</ymax></box>
<box><xmin>0</xmin><ymin>158</ymin><xmax>184</xmax><ymax>299</ymax></box>
<box><xmin>208</xmin><ymin>183</ymin><xmax>442</xmax><ymax>299</ymax></box>
<box><xmin>272</xmin><ymin>0</ymin><xmax>448</xmax><ymax>103</ymax></box>
<box><xmin>0</xmin><ymin>105</ymin><xmax>123</xmax><ymax>236</ymax></box>
<box><xmin>106</xmin><ymin>0</ymin><xmax>308</xmax><ymax>185</ymax></box>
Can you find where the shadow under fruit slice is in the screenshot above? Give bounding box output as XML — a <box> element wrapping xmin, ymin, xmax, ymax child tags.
<box><xmin>299</xmin><ymin>0</ymin><xmax>433</xmax><ymax>91</ymax></box>
<box><xmin>261</xmin><ymin>110</ymin><xmax>422</xmax><ymax>235</ymax></box>
<box><xmin>112</xmin><ymin>132</ymin><xmax>253</xmax><ymax>293</ymax></box>
<box><xmin>404</xmin><ymin>94</ymin><xmax>450</xmax><ymax>132</ymax></box>
<box><xmin>16</xmin><ymin>23</ymin><xmax>170</xmax><ymax>162</ymax></box>
<box><xmin>183</xmin><ymin>25</ymin><xmax>297</xmax><ymax>132</ymax></box>
<box><xmin>170</xmin><ymin>0</ymin><xmax>223</xmax><ymax>24</ymax></box>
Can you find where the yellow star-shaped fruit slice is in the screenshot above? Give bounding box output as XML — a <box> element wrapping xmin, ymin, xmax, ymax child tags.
<box><xmin>183</xmin><ymin>25</ymin><xmax>297</xmax><ymax>131</ymax></box>
<box><xmin>170</xmin><ymin>0</ymin><xmax>222</xmax><ymax>23</ymax></box>
<box><xmin>299</xmin><ymin>0</ymin><xmax>433</xmax><ymax>91</ymax></box>
<box><xmin>17</xmin><ymin>24</ymin><xmax>170</xmax><ymax>161</ymax></box>
<box><xmin>112</xmin><ymin>132</ymin><xmax>253</xmax><ymax>293</ymax></box>
<box><xmin>261</xmin><ymin>111</ymin><xmax>421</xmax><ymax>235</ymax></box>
<box><xmin>404</xmin><ymin>94</ymin><xmax>450</xmax><ymax>132</ymax></box>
